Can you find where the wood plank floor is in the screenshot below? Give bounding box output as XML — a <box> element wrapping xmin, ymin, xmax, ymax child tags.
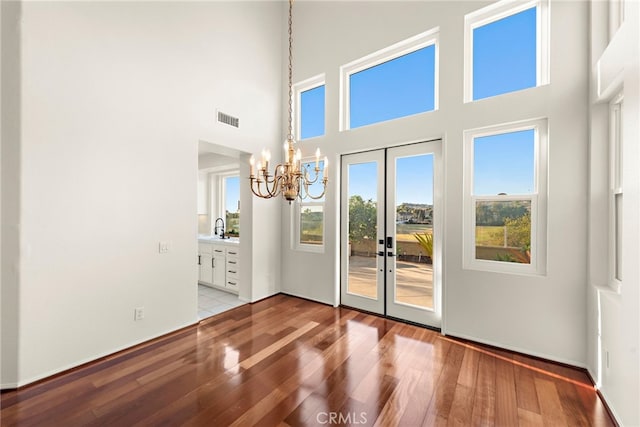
<box><xmin>1</xmin><ymin>295</ymin><xmax>615</xmax><ymax>426</ymax></box>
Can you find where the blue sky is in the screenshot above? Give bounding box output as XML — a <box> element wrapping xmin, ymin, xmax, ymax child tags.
<box><xmin>300</xmin><ymin>86</ymin><xmax>325</xmax><ymax>139</ymax></box>
<box><xmin>474</xmin><ymin>129</ymin><xmax>534</xmax><ymax>195</ymax></box>
<box><xmin>225</xmin><ymin>176</ymin><xmax>240</xmax><ymax>213</ymax></box>
<box><xmin>304</xmin><ymin>6</ymin><xmax>537</xmax><ymax>207</ymax></box>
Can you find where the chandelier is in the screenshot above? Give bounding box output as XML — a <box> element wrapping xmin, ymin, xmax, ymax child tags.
<box><xmin>249</xmin><ymin>0</ymin><xmax>328</xmax><ymax>203</ymax></box>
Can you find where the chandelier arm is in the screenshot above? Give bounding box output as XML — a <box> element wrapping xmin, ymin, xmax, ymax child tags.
<box><xmin>250</xmin><ymin>178</ymin><xmax>270</xmax><ymax>199</ymax></box>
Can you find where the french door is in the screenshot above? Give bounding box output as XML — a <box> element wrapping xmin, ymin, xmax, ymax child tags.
<box><xmin>340</xmin><ymin>141</ymin><xmax>442</xmax><ymax>328</ymax></box>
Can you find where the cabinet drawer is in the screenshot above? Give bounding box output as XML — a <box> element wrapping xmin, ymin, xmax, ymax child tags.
<box><xmin>226</xmin><ymin>268</ymin><xmax>239</xmax><ymax>280</ymax></box>
<box><xmin>226</xmin><ymin>248</ymin><xmax>239</xmax><ymax>257</ymax></box>
<box><xmin>198</xmin><ymin>243</ymin><xmax>213</xmax><ymax>255</ymax></box>
<box><xmin>226</xmin><ymin>279</ymin><xmax>239</xmax><ymax>291</ymax></box>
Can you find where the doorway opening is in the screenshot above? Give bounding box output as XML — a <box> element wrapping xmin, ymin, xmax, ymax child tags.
<box><xmin>340</xmin><ymin>141</ymin><xmax>442</xmax><ymax>328</ymax></box>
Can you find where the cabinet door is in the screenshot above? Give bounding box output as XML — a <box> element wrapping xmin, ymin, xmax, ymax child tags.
<box><xmin>199</xmin><ymin>254</ymin><xmax>213</xmax><ymax>284</ymax></box>
<box><xmin>213</xmin><ymin>252</ymin><xmax>226</xmax><ymax>287</ymax></box>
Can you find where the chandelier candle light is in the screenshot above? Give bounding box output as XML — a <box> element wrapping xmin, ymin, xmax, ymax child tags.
<box><xmin>249</xmin><ymin>0</ymin><xmax>328</xmax><ymax>203</ymax></box>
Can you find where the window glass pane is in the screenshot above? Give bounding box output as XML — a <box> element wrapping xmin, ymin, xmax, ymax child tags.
<box><xmin>475</xmin><ymin>200</ymin><xmax>531</xmax><ymax>264</ymax></box>
<box><xmin>225</xmin><ymin>176</ymin><xmax>240</xmax><ymax>237</ymax></box>
<box><xmin>302</xmin><ymin>160</ymin><xmax>326</xmax><ymax>201</ymax></box>
<box><xmin>473</xmin><ymin>7</ymin><xmax>536</xmax><ymax>100</ymax></box>
<box><xmin>300</xmin><ymin>205</ymin><xmax>323</xmax><ymax>246</ymax></box>
<box><xmin>350</xmin><ymin>45</ymin><xmax>435</xmax><ymax>129</ymax></box>
<box><xmin>347</xmin><ymin>161</ymin><xmax>378</xmax><ymax>299</ymax></box>
<box><xmin>474</xmin><ymin>129</ymin><xmax>535</xmax><ymax>195</ymax></box>
<box><xmin>300</xmin><ymin>85</ymin><xmax>325</xmax><ymax>139</ymax></box>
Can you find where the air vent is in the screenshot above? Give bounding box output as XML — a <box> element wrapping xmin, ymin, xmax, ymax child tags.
<box><xmin>217</xmin><ymin>111</ymin><xmax>239</xmax><ymax>128</ymax></box>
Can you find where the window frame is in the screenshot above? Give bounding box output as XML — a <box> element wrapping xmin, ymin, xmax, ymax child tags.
<box><xmin>339</xmin><ymin>27</ymin><xmax>439</xmax><ymax>131</ymax></box>
<box><xmin>218</xmin><ymin>172</ymin><xmax>240</xmax><ymax>236</ymax></box>
<box><xmin>608</xmin><ymin>92</ymin><xmax>623</xmax><ymax>292</ymax></box>
<box><xmin>464</xmin><ymin>0</ymin><xmax>550</xmax><ymax>103</ymax></box>
<box><xmin>463</xmin><ymin>118</ymin><xmax>548</xmax><ymax>275</ymax></box>
<box><xmin>293</xmin><ymin>74</ymin><xmax>326</xmax><ymax>141</ymax></box>
<box><xmin>292</xmin><ymin>158</ymin><xmax>326</xmax><ymax>253</ymax></box>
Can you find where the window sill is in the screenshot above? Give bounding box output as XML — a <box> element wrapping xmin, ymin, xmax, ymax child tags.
<box><xmin>592</xmin><ymin>282</ymin><xmax>621</xmax><ymax>295</ymax></box>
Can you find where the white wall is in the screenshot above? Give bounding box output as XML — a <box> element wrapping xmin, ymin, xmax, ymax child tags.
<box><xmin>1</xmin><ymin>0</ymin><xmax>22</xmax><ymax>387</ymax></box>
<box><xmin>587</xmin><ymin>1</ymin><xmax>640</xmax><ymax>425</ymax></box>
<box><xmin>2</xmin><ymin>1</ymin><xmax>283</xmax><ymax>387</ymax></box>
<box><xmin>281</xmin><ymin>1</ymin><xmax>590</xmax><ymax>366</ymax></box>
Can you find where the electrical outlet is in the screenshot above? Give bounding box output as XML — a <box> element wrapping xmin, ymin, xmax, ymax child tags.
<box><xmin>134</xmin><ymin>307</ymin><xmax>144</xmax><ymax>321</ymax></box>
<box><xmin>159</xmin><ymin>241</ymin><xmax>170</xmax><ymax>254</ymax></box>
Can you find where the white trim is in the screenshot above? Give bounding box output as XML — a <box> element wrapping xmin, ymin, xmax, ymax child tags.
<box><xmin>607</xmin><ymin>94</ymin><xmax>624</xmax><ymax>292</ymax></box>
<box><xmin>291</xmin><ymin>158</ymin><xmax>326</xmax><ymax>253</ymax></box>
<box><xmin>464</xmin><ymin>0</ymin><xmax>550</xmax><ymax>103</ymax></box>
<box><xmin>443</xmin><ymin>330</ymin><xmax>587</xmax><ymax>370</ymax></box>
<box><xmin>463</xmin><ymin>118</ymin><xmax>548</xmax><ymax>276</ymax></box>
<box><xmin>293</xmin><ymin>73</ymin><xmax>325</xmax><ymax>141</ymax></box>
<box><xmin>339</xmin><ymin>27</ymin><xmax>439</xmax><ymax>131</ymax></box>
<box><xmin>292</xmin><ymin>200</ymin><xmax>325</xmax><ymax>253</ymax></box>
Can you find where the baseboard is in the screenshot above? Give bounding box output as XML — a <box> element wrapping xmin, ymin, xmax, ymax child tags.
<box><xmin>279</xmin><ymin>291</ymin><xmax>334</xmax><ymax>307</ymax></box>
<box><xmin>585</xmin><ymin>369</ymin><xmax>622</xmax><ymax>427</ymax></box>
<box><xmin>443</xmin><ymin>330</ymin><xmax>587</xmax><ymax>369</ymax></box>
<box><xmin>1</xmin><ymin>320</ymin><xmax>198</xmax><ymax>391</ymax></box>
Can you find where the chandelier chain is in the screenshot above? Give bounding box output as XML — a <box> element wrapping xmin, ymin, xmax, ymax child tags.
<box><xmin>248</xmin><ymin>0</ymin><xmax>327</xmax><ymax>203</ymax></box>
<box><xmin>287</xmin><ymin>0</ymin><xmax>293</xmax><ymax>142</ymax></box>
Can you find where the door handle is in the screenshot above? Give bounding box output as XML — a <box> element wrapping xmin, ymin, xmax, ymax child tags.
<box><xmin>386</xmin><ymin>236</ymin><xmax>393</xmax><ymax>249</ymax></box>
<box><xmin>387</xmin><ymin>251</ymin><xmax>395</xmax><ymax>257</ymax></box>
<box><xmin>377</xmin><ymin>251</ymin><xmax>384</xmax><ymax>256</ymax></box>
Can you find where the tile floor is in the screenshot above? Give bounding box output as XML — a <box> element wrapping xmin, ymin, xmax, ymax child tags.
<box><xmin>198</xmin><ymin>284</ymin><xmax>245</xmax><ymax>319</ymax></box>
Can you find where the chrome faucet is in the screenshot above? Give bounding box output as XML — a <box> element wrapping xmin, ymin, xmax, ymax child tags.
<box><xmin>214</xmin><ymin>217</ymin><xmax>225</xmax><ymax>239</ymax></box>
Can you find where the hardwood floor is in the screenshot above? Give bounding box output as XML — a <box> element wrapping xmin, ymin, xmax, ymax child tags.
<box><xmin>1</xmin><ymin>295</ymin><xmax>615</xmax><ymax>426</ymax></box>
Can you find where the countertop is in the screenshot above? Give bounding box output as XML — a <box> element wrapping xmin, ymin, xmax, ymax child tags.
<box><xmin>198</xmin><ymin>235</ymin><xmax>240</xmax><ymax>245</ymax></box>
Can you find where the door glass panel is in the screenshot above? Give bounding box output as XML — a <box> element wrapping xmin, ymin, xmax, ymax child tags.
<box><xmin>394</xmin><ymin>154</ymin><xmax>434</xmax><ymax>310</ymax></box>
<box><xmin>347</xmin><ymin>162</ymin><xmax>379</xmax><ymax>299</ymax></box>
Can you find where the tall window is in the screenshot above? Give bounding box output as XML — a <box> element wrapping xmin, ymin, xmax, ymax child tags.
<box><xmin>294</xmin><ymin>74</ymin><xmax>325</xmax><ymax>140</ymax></box>
<box><xmin>293</xmin><ymin>160</ymin><xmax>326</xmax><ymax>252</ymax></box>
<box><xmin>340</xmin><ymin>28</ymin><xmax>439</xmax><ymax>130</ymax></box>
<box><xmin>464</xmin><ymin>0</ymin><xmax>549</xmax><ymax>102</ymax></box>
<box><xmin>224</xmin><ymin>175</ymin><xmax>240</xmax><ymax>237</ymax></box>
<box><xmin>464</xmin><ymin>119</ymin><xmax>548</xmax><ymax>274</ymax></box>
<box><xmin>609</xmin><ymin>93</ymin><xmax>623</xmax><ymax>290</ymax></box>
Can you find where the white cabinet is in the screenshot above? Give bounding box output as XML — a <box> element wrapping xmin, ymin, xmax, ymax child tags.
<box><xmin>213</xmin><ymin>247</ymin><xmax>226</xmax><ymax>288</ymax></box>
<box><xmin>225</xmin><ymin>247</ymin><xmax>239</xmax><ymax>292</ymax></box>
<box><xmin>198</xmin><ymin>243</ymin><xmax>213</xmax><ymax>284</ymax></box>
<box><xmin>197</xmin><ymin>173</ymin><xmax>208</xmax><ymax>215</ymax></box>
<box><xmin>198</xmin><ymin>241</ymin><xmax>240</xmax><ymax>294</ymax></box>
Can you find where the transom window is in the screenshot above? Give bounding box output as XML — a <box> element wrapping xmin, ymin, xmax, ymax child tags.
<box><xmin>294</xmin><ymin>74</ymin><xmax>325</xmax><ymax>140</ymax></box>
<box><xmin>463</xmin><ymin>119</ymin><xmax>548</xmax><ymax>275</ymax></box>
<box><xmin>464</xmin><ymin>0</ymin><xmax>549</xmax><ymax>102</ymax></box>
<box><xmin>340</xmin><ymin>28</ymin><xmax>439</xmax><ymax>130</ymax></box>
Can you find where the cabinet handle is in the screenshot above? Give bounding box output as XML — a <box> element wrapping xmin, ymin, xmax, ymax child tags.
<box><xmin>215</xmin><ymin>249</ymin><xmax>223</xmax><ymax>253</ymax></box>
<box><xmin>228</xmin><ymin>261</ymin><xmax>237</xmax><ymax>265</ymax></box>
<box><xmin>212</xmin><ymin>258</ymin><xmax>215</xmax><ymax>268</ymax></box>
<box><xmin>198</xmin><ymin>255</ymin><xmax>201</xmax><ymax>265</ymax></box>
<box><xmin>228</xmin><ymin>281</ymin><xmax>236</xmax><ymax>286</ymax></box>
<box><xmin>228</xmin><ymin>251</ymin><xmax>237</xmax><ymax>255</ymax></box>
<box><xmin>228</xmin><ymin>270</ymin><xmax>236</xmax><ymax>274</ymax></box>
